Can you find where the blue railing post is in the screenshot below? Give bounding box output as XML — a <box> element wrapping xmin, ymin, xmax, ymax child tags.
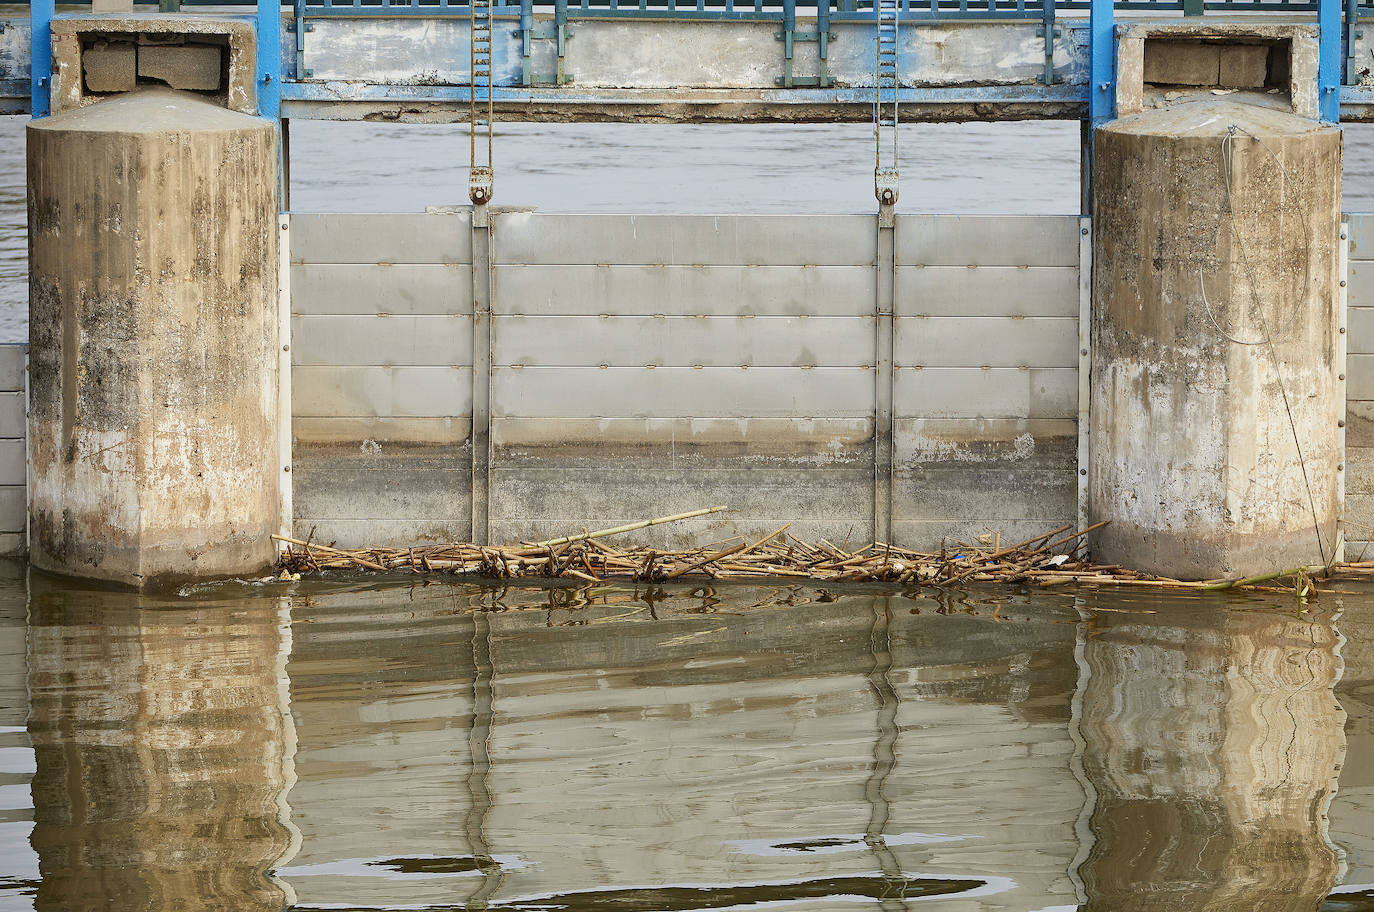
<box><xmin>1088</xmin><ymin>0</ymin><xmax>1113</xmax><ymax>126</ymax></box>
<box><xmin>780</xmin><ymin>0</ymin><xmax>795</xmax><ymax>86</ymax></box>
<box><xmin>257</xmin><ymin>0</ymin><xmax>284</xmax><ymax>212</ymax></box>
<box><xmin>1344</xmin><ymin>0</ymin><xmax>1359</xmax><ymax>86</ymax></box>
<box><xmin>1320</xmin><ymin>0</ymin><xmax>1342</xmax><ymax>121</ymax></box>
<box><xmin>1038</xmin><ymin>0</ymin><xmax>1056</xmax><ymax>85</ymax></box>
<box><xmin>519</xmin><ymin>0</ymin><xmax>533</xmax><ymax>85</ymax></box>
<box><xmin>258</xmin><ymin>0</ymin><xmax>282</xmax><ymax>121</ymax></box>
<box><xmin>818</xmin><ymin>0</ymin><xmax>833</xmax><ymax>86</ymax></box>
<box><xmin>555</xmin><ymin>0</ymin><xmax>567</xmax><ymax>83</ymax></box>
<box><xmin>30</xmin><ymin>0</ymin><xmax>54</xmax><ymax>117</ymax></box>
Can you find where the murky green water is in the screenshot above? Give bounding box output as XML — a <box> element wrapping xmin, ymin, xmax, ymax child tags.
<box><xmin>0</xmin><ymin>564</ymin><xmax>1371</xmax><ymax>911</ymax></box>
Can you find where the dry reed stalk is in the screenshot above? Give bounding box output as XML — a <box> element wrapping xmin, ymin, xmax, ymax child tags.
<box><xmin>274</xmin><ymin>512</ymin><xmax>1362</xmax><ymax>594</ymax></box>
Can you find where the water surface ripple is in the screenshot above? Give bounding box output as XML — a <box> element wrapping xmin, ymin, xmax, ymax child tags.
<box><xmin>0</xmin><ymin>570</ymin><xmax>1371</xmax><ymax>910</ymax></box>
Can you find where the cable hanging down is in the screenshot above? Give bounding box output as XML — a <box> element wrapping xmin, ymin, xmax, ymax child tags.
<box><xmin>469</xmin><ymin>0</ymin><xmax>494</xmax><ymax>205</ymax></box>
<box><xmin>1199</xmin><ymin>124</ymin><xmax>1329</xmax><ymax>570</ymax></box>
<box><xmin>874</xmin><ymin>0</ymin><xmax>898</xmax><ymax>207</ymax></box>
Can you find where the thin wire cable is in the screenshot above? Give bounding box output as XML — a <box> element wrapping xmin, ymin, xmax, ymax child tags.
<box><xmin>1201</xmin><ymin>124</ymin><xmax>1329</xmax><ymax>569</ymax></box>
<box><xmin>1199</xmin><ymin>126</ymin><xmax>1312</xmax><ymax>346</ymax></box>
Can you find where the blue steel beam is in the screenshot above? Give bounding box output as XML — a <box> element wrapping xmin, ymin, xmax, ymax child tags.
<box><xmin>1320</xmin><ymin>0</ymin><xmax>1341</xmax><ymax>120</ymax></box>
<box><xmin>20</xmin><ymin>0</ymin><xmax>1334</xmax><ymax>11</ymax></box>
<box><xmin>280</xmin><ymin>80</ymin><xmax>1087</xmax><ymax>104</ymax></box>
<box><xmin>29</xmin><ymin>0</ymin><xmax>52</xmax><ymax>116</ymax></box>
<box><xmin>1087</xmin><ymin>0</ymin><xmax>1112</xmax><ymax>125</ymax></box>
<box><xmin>258</xmin><ymin>0</ymin><xmax>282</xmax><ymax>118</ymax></box>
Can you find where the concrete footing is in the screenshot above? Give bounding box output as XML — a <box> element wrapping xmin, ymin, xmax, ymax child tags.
<box><xmin>27</xmin><ymin>88</ymin><xmax>279</xmax><ymax>589</ymax></box>
<box><xmin>1089</xmin><ymin>98</ymin><xmax>1343</xmax><ymax>579</ymax></box>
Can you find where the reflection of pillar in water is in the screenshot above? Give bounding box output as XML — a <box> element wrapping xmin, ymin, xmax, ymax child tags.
<box><xmin>1073</xmin><ymin>604</ymin><xmax>1346</xmax><ymax>911</ymax></box>
<box><xmin>26</xmin><ymin>595</ymin><xmax>300</xmax><ymax>911</ymax></box>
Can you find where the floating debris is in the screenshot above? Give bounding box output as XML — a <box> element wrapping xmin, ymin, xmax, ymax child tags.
<box><xmin>273</xmin><ymin>509</ymin><xmax>1372</xmax><ymax>594</ymax></box>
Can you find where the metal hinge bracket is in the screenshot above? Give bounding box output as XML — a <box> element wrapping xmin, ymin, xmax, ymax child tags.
<box><xmin>1036</xmin><ymin>24</ymin><xmax>1061</xmax><ymax>85</ymax></box>
<box><xmin>775</xmin><ymin>28</ymin><xmax>838</xmax><ymax>88</ymax></box>
<box><xmin>516</xmin><ymin>21</ymin><xmax>573</xmax><ymax>85</ymax></box>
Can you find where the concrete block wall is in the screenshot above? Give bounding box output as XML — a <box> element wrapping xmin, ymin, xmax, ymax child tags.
<box><xmin>290</xmin><ymin>211</ymin><xmax>1083</xmax><ymax>550</ymax></box>
<box><xmin>893</xmin><ymin>216</ymin><xmax>1081</xmax><ymax>547</ymax></box>
<box><xmin>0</xmin><ymin>345</ymin><xmax>24</xmax><ymax>557</ymax></box>
<box><xmin>490</xmin><ymin>213</ymin><xmax>877</xmax><ymax>546</ymax></box>
<box><xmin>1344</xmin><ymin>214</ymin><xmax>1374</xmax><ymax>553</ymax></box>
<box><xmin>289</xmin><ymin>214</ymin><xmax>474</xmax><ymax>547</ymax></box>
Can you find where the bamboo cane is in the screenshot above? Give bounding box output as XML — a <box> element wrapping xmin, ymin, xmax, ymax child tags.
<box><xmin>532</xmin><ymin>506</ymin><xmax>729</xmax><ymax>548</ymax></box>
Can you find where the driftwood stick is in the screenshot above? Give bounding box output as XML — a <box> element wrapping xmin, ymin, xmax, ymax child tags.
<box><xmin>271</xmin><ymin>534</ymin><xmax>386</xmax><ymax>571</ymax></box>
<box><xmin>532</xmin><ymin>506</ymin><xmax>729</xmax><ymax>548</ymax></box>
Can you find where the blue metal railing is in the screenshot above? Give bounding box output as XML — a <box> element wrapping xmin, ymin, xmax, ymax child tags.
<box><xmin>107</xmin><ymin>0</ymin><xmax>1341</xmax><ymax>13</ymax></box>
<box><xmin>6</xmin><ymin>0</ymin><xmax>1353</xmax><ymax>123</ymax></box>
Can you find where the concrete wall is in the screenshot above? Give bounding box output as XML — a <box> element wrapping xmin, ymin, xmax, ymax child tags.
<box><xmin>0</xmin><ymin>206</ymin><xmax>1359</xmax><ymax>558</ymax></box>
<box><xmin>1345</xmin><ymin>214</ymin><xmax>1374</xmax><ymax>554</ymax></box>
<box><xmin>289</xmin><ymin>213</ymin><xmax>474</xmax><ymax>547</ymax></box>
<box><xmin>894</xmin><ymin>215</ymin><xmax>1081</xmax><ymax>548</ymax></box>
<box><xmin>289</xmin><ymin>210</ymin><xmax>1081</xmax><ymax>550</ymax></box>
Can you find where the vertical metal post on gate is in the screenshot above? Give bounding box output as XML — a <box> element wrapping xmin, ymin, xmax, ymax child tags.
<box><xmin>471</xmin><ymin>206</ymin><xmax>494</xmax><ymax>545</ymax></box>
<box><xmin>278</xmin><ymin>214</ymin><xmax>294</xmax><ymax>542</ymax></box>
<box><xmin>1076</xmin><ymin>217</ymin><xmax>1092</xmax><ymax>536</ymax></box>
<box><xmin>1338</xmin><ymin>218</ymin><xmax>1350</xmax><ymax>562</ymax></box>
<box><xmin>875</xmin><ymin>211</ymin><xmax>895</xmax><ymax>547</ymax></box>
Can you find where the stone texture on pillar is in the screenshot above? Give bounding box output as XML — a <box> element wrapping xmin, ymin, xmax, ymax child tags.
<box><xmin>27</xmin><ymin>88</ymin><xmax>279</xmax><ymax>588</ymax></box>
<box><xmin>1090</xmin><ymin>98</ymin><xmax>1342</xmax><ymax>579</ymax></box>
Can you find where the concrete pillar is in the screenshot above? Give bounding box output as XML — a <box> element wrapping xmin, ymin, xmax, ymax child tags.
<box><xmin>27</xmin><ymin>88</ymin><xmax>279</xmax><ymax>588</ymax></box>
<box><xmin>1090</xmin><ymin>98</ymin><xmax>1342</xmax><ymax>579</ymax></box>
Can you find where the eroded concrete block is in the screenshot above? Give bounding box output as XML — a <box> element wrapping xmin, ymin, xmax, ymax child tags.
<box><xmin>52</xmin><ymin>17</ymin><xmax>256</xmax><ymax>114</ymax></box>
<box><xmin>1219</xmin><ymin>44</ymin><xmax>1269</xmax><ymax>88</ymax></box>
<box><xmin>138</xmin><ymin>43</ymin><xmax>223</xmax><ymax>91</ymax></box>
<box><xmin>83</xmin><ymin>40</ymin><xmax>136</xmax><ymax>93</ymax></box>
<box><xmin>1143</xmin><ymin>40</ymin><xmax>1220</xmax><ymax>86</ymax></box>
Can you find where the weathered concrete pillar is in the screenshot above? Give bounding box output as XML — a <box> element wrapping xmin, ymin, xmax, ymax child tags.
<box><xmin>27</xmin><ymin>88</ymin><xmax>279</xmax><ymax>588</ymax></box>
<box><xmin>1090</xmin><ymin>98</ymin><xmax>1342</xmax><ymax>579</ymax></box>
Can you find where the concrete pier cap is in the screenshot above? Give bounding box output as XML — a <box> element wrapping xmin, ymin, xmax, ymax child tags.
<box><xmin>27</xmin><ymin>88</ymin><xmax>280</xmax><ymax>589</ymax></box>
<box><xmin>1090</xmin><ymin>96</ymin><xmax>1342</xmax><ymax>580</ymax></box>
